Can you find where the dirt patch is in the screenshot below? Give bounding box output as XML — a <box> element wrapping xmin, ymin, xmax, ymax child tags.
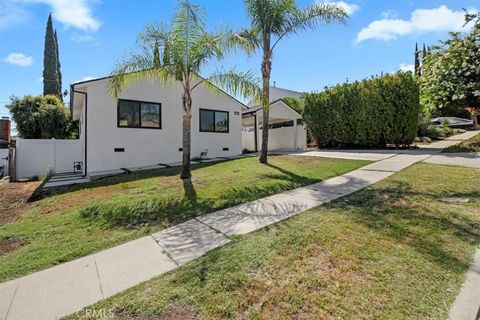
<box><xmin>0</xmin><ymin>180</ymin><xmax>41</xmax><ymax>225</ymax></box>
<box><xmin>0</xmin><ymin>238</ymin><xmax>21</xmax><ymax>256</ymax></box>
<box><xmin>114</xmin><ymin>305</ymin><xmax>198</xmax><ymax>320</ymax></box>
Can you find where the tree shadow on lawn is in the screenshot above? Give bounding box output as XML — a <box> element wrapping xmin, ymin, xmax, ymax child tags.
<box><xmin>37</xmin><ymin>161</ymin><xmax>226</xmax><ymax>200</ymax></box>
<box><xmin>265</xmin><ymin>162</ymin><xmax>320</xmax><ymax>184</ymax></box>
<box><xmin>325</xmin><ymin>182</ymin><xmax>480</xmax><ymax>272</ymax></box>
<box><xmin>79</xmin><ymin>161</ymin><xmax>327</xmax><ymax>229</ymax></box>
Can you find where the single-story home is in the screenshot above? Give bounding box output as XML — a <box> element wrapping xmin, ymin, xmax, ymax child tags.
<box><xmin>68</xmin><ymin>78</ymin><xmax>307</xmax><ymax>177</ymax></box>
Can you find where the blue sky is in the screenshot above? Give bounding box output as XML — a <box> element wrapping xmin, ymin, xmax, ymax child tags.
<box><xmin>1</xmin><ymin>0</ymin><xmax>477</xmax><ymax>127</ymax></box>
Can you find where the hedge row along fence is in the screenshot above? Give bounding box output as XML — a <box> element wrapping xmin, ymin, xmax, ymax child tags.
<box><xmin>302</xmin><ymin>72</ymin><xmax>420</xmax><ymax>148</ymax></box>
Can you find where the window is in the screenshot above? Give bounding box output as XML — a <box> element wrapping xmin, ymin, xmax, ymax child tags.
<box><xmin>118</xmin><ymin>99</ymin><xmax>161</xmax><ymax>129</ymax></box>
<box><xmin>199</xmin><ymin>109</ymin><xmax>229</xmax><ymax>133</ymax></box>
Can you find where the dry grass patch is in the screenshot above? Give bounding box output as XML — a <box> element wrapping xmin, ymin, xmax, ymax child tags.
<box><xmin>0</xmin><ymin>156</ymin><xmax>367</xmax><ymax>281</ymax></box>
<box><xmin>69</xmin><ymin>163</ymin><xmax>480</xmax><ymax>320</ymax></box>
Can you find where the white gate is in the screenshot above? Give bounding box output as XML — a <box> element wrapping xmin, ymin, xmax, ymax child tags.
<box><xmin>15</xmin><ymin>139</ymin><xmax>82</xmax><ymax>179</ymax></box>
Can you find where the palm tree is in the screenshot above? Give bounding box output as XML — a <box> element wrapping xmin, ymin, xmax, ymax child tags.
<box><xmin>109</xmin><ymin>1</ymin><xmax>259</xmax><ymax>191</ymax></box>
<box><xmin>238</xmin><ymin>0</ymin><xmax>348</xmax><ymax>163</ymax></box>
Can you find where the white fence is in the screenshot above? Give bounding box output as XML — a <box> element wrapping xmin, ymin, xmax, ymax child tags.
<box><xmin>16</xmin><ymin>139</ymin><xmax>83</xmax><ymax>179</ymax></box>
<box><xmin>242</xmin><ymin>125</ymin><xmax>307</xmax><ymax>152</ymax></box>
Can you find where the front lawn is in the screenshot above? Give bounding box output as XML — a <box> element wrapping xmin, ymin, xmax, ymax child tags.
<box><xmin>443</xmin><ymin>132</ymin><xmax>480</xmax><ymax>152</ymax></box>
<box><xmin>71</xmin><ymin>163</ymin><xmax>480</xmax><ymax>319</ymax></box>
<box><xmin>0</xmin><ymin>155</ymin><xmax>368</xmax><ymax>282</ymax></box>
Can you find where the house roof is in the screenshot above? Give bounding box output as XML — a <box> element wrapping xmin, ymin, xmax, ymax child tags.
<box><xmin>269</xmin><ymin>86</ymin><xmax>304</xmax><ymax>101</ymax></box>
<box><xmin>70</xmin><ymin>73</ymin><xmax>250</xmax><ymax>118</ymax></box>
<box><xmin>246</xmin><ymin>86</ymin><xmax>304</xmax><ymax>109</ymax></box>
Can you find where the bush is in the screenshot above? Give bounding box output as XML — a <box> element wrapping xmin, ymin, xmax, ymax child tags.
<box><xmin>6</xmin><ymin>95</ymin><xmax>77</xmax><ymax>139</ymax></box>
<box><xmin>302</xmin><ymin>72</ymin><xmax>420</xmax><ymax>148</ymax></box>
<box><xmin>443</xmin><ymin>144</ymin><xmax>477</xmax><ymax>153</ymax></box>
<box><xmin>418</xmin><ymin>119</ymin><xmax>466</xmax><ymax>140</ymax></box>
<box><xmin>283</xmin><ymin>97</ymin><xmax>304</xmax><ymax>114</ymax></box>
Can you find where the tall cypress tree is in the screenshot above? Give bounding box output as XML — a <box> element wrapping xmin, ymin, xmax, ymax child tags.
<box><xmin>43</xmin><ymin>13</ymin><xmax>59</xmax><ymax>96</ymax></box>
<box><xmin>54</xmin><ymin>30</ymin><xmax>63</xmax><ymax>99</ymax></box>
<box><xmin>414</xmin><ymin>42</ymin><xmax>421</xmax><ymax>77</ymax></box>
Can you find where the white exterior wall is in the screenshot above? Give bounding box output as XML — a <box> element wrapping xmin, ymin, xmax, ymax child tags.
<box><xmin>297</xmin><ymin>125</ymin><xmax>307</xmax><ymax>149</ymax></box>
<box><xmin>242</xmin><ymin>129</ymin><xmax>256</xmax><ymax>151</ymax></box>
<box><xmin>83</xmin><ymin>79</ymin><xmax>243</xmax><ymax>174</ymax></box>
<box><xmin>16</xmin><ymin>139</ymin><xmax>82</xmax><ymax>179</ymax></box>
<box><xmin>242</xmin><ymin>125</ymin><xmax>307</xmax><ymax>151</ymax></box>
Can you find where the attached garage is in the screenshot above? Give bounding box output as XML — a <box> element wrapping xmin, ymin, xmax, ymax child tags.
<box><xmin>242</xmin><ymin>99</ymin><xmax>307</xmax><ymax>152</ymax></box>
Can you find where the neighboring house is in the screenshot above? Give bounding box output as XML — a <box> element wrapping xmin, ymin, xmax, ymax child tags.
<box><xmin>242</xmin><ymin>86</ymin><xmax>307</xmax><ymax>152</ymax></box>
<box><xmin>0</xmin><ymin>117</ymin><xmax>11</xmax><ymax>148</ymax></box>
<box><xmin>70</xmin><ymin>76</ymin><xmax>245</xmax><ymax>177</ymax></box>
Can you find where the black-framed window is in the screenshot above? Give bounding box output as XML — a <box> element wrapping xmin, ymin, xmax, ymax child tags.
<box><xmin>199</xmin><ymin>108</ymin><xmax>229</xmax><ymax>133</ymax></box>
<box><xmin>118</xmin><ymin>99</ymin><xmax>161</xmax><ymax>129</ymax></box>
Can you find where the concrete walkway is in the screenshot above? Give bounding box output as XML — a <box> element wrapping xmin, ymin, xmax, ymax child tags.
<box><xmin>0</xmin><ymin>132</ymin><xmax>479</xmax><ymax>320</ymax></box>
<box><xmin>449</xmin><ymin>250</ymin><xmax>480</xmax><ymax>320</ymax></box>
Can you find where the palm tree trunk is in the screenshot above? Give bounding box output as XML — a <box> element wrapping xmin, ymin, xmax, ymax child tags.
<box><xmin>180</xmin><ymin>91</ymin><xmax>193</xmax><ymax>181</ymax></box>
<box><xmin>259</xmin><ymin>49</ymin><xmax>272</xmax><ymax>164</ymax></box>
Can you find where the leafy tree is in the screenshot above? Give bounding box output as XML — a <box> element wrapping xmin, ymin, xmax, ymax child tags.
<box><xmin>283</xmin><ymin>96</ymin><xmax>304</xmax><ymax>114</ymax></box>
<box><xmin>421</xmin><ymin>13</ymin><xmax>480</xmax><ymax>121</ymax></box>
<box><xmin>7</xmin><ymin>95</ymin><xmax>77</xmax><ymax>139</ymax></box>
<box><xmin>153</xmin><ymin>40</ymin><xmax>160</xmax><ymax>67</ymax></box>
<box><xmin>110</xmin><ymin>0</ymin><xmax>259</xmax><ymax>189</ymax></box>
<box><xmin>236</xmin><ymin>0</ymin><xmax>347</xmax><ymax>163</ymax></box>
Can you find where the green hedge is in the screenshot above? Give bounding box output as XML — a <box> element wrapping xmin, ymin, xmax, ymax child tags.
<box><xmin>302</xmin><ymin>72</ymin><xmax>420</xmax><ymax>148</ymax></box>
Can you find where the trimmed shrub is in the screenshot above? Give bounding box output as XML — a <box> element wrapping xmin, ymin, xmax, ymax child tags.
<box><xmin>302</xmin><ymin>72</ymin><xmax>420</xmax><ymax>148</ymax></box>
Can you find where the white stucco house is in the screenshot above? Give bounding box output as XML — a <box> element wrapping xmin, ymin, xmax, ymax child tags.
<box><xmin>70</xmin><ymin>76</ymin><xmax>248</xmax><ymax>177</ymax></box>
<box><xmin>69</xmin><ymin>78</ymin><xmax>308</xmax><ymax>177</ymax></box>
<box><xmin>13</xmin><ymin>77</ymin><xmax>308</xmax><ymax>180</ymax></box>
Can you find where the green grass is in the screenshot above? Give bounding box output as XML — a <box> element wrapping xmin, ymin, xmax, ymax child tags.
<box><xmin>0</xmin><ymin>155</ymin><xmax>368</xmax><ymax>282</ymax></box>
<box><xmin>68</xmin><ymin>163</ymin><xmax>480</xmax><ymax>320</ymax></box>
<box><xmin>443</xmin><ymin>132</ymin><xmax>480</xmax><ymax>153</ymax></box>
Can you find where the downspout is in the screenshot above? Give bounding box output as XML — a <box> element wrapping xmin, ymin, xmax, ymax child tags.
<box><xmin>73</xmin><ymin>90</ymin><xmax>88</xmax><ymax>177</ymax></box>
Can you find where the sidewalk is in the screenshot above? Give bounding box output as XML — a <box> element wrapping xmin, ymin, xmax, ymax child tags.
<box><xmin>0</xmin><ymin>131</ymin><xmax>478</xmax><ymax>320</ymax></box>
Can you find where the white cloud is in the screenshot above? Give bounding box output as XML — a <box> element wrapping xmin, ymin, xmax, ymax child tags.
<box><xmin>399</xmin><ymin>63</ymin><xmax>414</xmax><ymax>73</ymax></box>
<box><xmin>3</xmin><ymin>53</ymin><xmax>33</xmax><ymax>67</ymax></box>
<box><xmin>73</xmin><ymin>76</ymin><xmax>95</xmax><ymax>83</ymax></box>
<box><xmin>20</xmin><ymin>0</ymin><xmax>101</xmax><ymax>31</ymax></box>
<box><xmin>356</xmin><ymin>5</ymin><xmax>474</xmax><ymax>43</ymax></box>
<box><xmin>322</xmin><ymin>1</ymin><xmax>359</xmax><ymax>15</ymax></box>
<box><xmin>0</xmin><ymin>1</ymin><xmax>31</xmax><ymax>29</ymax></box>
<box><xmin>71</xmin><ymin>33</ymin><xmax>94</xmax><ymax>43</ymax></box>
